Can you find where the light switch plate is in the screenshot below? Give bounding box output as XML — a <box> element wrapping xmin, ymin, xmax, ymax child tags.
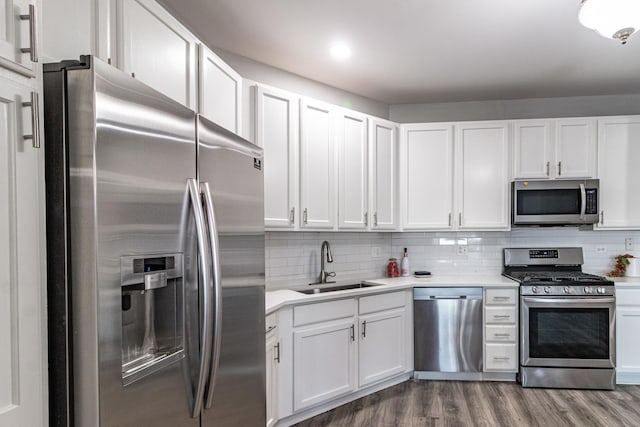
<box><xmin>625</xmin><ymin>238</ymin><xmax>634</xmax><ymax>251</ymax></box>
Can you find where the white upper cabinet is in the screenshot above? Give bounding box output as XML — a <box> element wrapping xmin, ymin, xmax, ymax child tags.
<box><xmin>513</xmin><ymin>120</ymin><xmax>553</xmax><ymax>179</ymax></box>
<box><xmin>401</xmin><ymin>123</ymin><xmax>454</xmax><ymax>230</ymax></box>
<box><xmin>255</xmin><ymin>85</ymin><xmax>299</xmax><ymax>229</ymax></box>
<box><xmin>456</xmin><ymin>121</ymin><xmax>510</xmax><ymax>230</ymax></box>
<box><xmin>596</xmin><ymin>116</ymin><xmax>640</xmax><ymax>229</ymax></box>
<box><xmin>337</xmin><ymin>109</ymin><xmax>368</xmax><ymax>230</ymax></box>
<box><xmin>369</xmin><ymin>118</ymin><xmax>399</xmax><ymax>230</ymax></box>
<box><xmin>555</xmin><ymin>118</ymin><xmax>596</xmax><ymax>179</ymax></box>
<box><xmin>120</xmin><ymin>0</ymin><xmax>197</xmax><ymax>109</ymax></box>
<box><xmin>198</xmin><ymin>44</ymin><xmax>242</xmax><ymax>134</ymax></box>
<box><xmin>0</xmin><ymin>0</ymin><xmax>38</xmax><ymax>76</ymax></box>
<box><xmin>513</xmin><ymin>118</ymin><xmax>595</xmax><ymax>179</ymax></box>
<box><xmin>299</xmin><ymin>98</ymin><xmax>336</xmax><ymax>229</ymax></box>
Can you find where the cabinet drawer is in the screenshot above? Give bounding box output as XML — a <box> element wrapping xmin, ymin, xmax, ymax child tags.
<box><xmin>485</xmin><ymin>306</ymin><xmax>517</xmax><ymax>324</ymax></box>
<box><xmin>485</xmin><ymin>288</ymin><xmax>517</xmax><ymax>305</ymax></box>
<box><xmin>266</xmin><ymin>312</ymin><xmax>278</xmax><ymax>335</ymax></box>
<box><xmin>485</xmin><ymin>343</ymin><xmax>518</xmax><ymax>371</ymax></box>
<box><xmin>294</xmin><ymin>298</ymin><xmax>355</xmax><ymax>327</ymax></box>
<box><xmin>485</xmin><ymin>325</ymin><xmax>517</xmax><ymax>343</ymax></box>
<box><xmin>616</xmin><ymin>288</ymin><xmax>640</xmax><ymax>306</ymax></box>
<box><xmin>359</xmin><ymin>291</ymin><xmax>406</xmax><ymax>315</ymax></box>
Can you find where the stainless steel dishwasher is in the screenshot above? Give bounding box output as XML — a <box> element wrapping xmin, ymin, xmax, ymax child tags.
<box><xmin>413</xmin><ymin>287</ymin><xmax>483</xmax><ymax>380</ymax></box>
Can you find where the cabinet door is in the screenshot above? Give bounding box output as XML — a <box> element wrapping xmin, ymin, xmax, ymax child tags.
<box><xmin>0</xmin><ymin>79</ymin><xmax>45</xmax><ymax>426</ymax></box>
<box><xmin>555</xmin><ymin>118</ymin><xmax>596</xmax><ymax>179</ymax></box>
<box><xmin>299</xmin><ymin>98</ymin><xmax>335</xmax><ymax>229</ymax></box>
<box><xmin>358</xmin><ymin>309</ymin><xmax>406</xmax><ymax>387</ymax></box>
<box><xmin>337</xmin><ymin>109</ymin><xmax>368</xmax><ymax>229</ymax></box>
<box><xmin>0</xmin><ymin>0</ymin><xmax>37</xmax><ymax>76</ymax></box>
<box><xmin>293</xmin><ymin>319</ymin><xmax>356</xmax><ymax>410</ymax></box>
<box><xmin>513</xmin><ymin>120</ymin><xmax>553</xmax><ymax>179</ymax></box>
<box><xmin>198</xmin><ymin>44</ymin><xmax>242</xmax><ymax>134</ymax></box>
<box><xmin>255</xmin><ymin>85</ymin><xmax>298</xmax><ymax>229</ymax></box>
<box><xmin>617</xmin><ymin>306</ymin><xmax>640</xmax><ymax>382</ymax></box>
<box><xmin>120</xmin><ymin>0</ymin><xmax>197</xmax><ymax>108</ymax></box>
<box><xmin>369</xmin><ymin>118</ymin><xmax>398</xmax><ymax>230</ymax></box>
<box><xmin>456</xmin><ymin>122</ymin><xmax>510</xmax><ymax>230</ymax></box>
<box><xmin>401</xmin><ymin>123</ymin><xmax>454</xmax><ymax>230</ymax></box>
<box><xmin>266</xmin><ymin>333</ymin><xmax>279</xmax><ymax>427</ymax></box>
<box><xmin>597</xmin><ymin>117</ymin><xmax>640</xmax><ymax>229</ymax></box>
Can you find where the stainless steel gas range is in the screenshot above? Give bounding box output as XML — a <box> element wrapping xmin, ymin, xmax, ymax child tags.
<box><xmin>503</xmin><ymin>247</ymin><xmax>616</xmax><ymax>390</ymax></box>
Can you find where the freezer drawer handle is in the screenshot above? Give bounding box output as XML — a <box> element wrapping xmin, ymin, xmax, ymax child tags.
<box><xmin>187</xmin><ymin>179</ymin><xmax>214</xmax><ymax>418</ymax></box>
<box><xmin>202</xmin><ymin>182</ymin><xmax>223</xmax><ymax>410</ymax></box>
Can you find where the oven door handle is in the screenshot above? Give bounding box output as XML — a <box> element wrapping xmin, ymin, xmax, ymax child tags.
<box><xmin>579</xmin><ymin>183</ymin><xmax>586</xmax><ymax>220</ymax></box>
<box><xmin>522</xmin><ymin>297</ymin><xmax>615</xmax><ymax>305</ymax></box>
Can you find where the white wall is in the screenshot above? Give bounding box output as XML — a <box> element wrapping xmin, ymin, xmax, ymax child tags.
<box><xmin>389</xmin><ymin>93</ymin><xmax>640</xmax><ymax>123</ymax></box>
<box><xmin>266</xmin><ymin>228</ymin><xmax>640</xmax><ymax>289</ymax></box>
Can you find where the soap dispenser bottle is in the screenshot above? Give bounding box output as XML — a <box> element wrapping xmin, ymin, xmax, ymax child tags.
<box><xmin>400</xmin><ymin>247</ymin><xmax>410</xmax><ymax>277</ymax></box>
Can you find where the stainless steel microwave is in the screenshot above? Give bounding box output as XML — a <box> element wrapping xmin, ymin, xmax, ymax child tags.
<box><xmin>512</xmin><ymin>179</ymin><xmax>599</xmax><ymax>226</ymax></box>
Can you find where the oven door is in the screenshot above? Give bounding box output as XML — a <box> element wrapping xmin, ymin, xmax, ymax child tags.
<box><xmin>521</xmin><ymin>296</ymin><xmax>615</xmax><ymax>369</ymax></box>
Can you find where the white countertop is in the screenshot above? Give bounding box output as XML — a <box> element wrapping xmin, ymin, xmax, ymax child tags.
<box><xmin>611</xmin><ymin>276</ymin><xmax>640</xmax><ymax>287</ymax></box>
<box><xmin>266</xmin><ymin>274</ymin><xmax>518</xmax><ymax>314</ymax></box>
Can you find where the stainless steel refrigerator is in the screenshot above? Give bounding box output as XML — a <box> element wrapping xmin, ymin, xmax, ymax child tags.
<box><xmin>43</xmin><ymin>56</ymin><xmax>266</xmax><ymax>426</ymax></box>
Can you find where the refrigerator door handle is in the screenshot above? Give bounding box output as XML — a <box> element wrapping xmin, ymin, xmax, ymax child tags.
<box><xmin>201</xmin><ymin>182</ymin><xmax>223</xmax><ymax>410</ymax></box>
<box><xmin>187</xmin><ymin>179</ymin><xmax>214</xmax><ymax>418</ymax></box>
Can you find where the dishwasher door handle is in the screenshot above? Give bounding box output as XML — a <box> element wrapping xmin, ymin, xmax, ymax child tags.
<box><xmin>414</xmin><ymin>295</ymin><xmax>482</xmax><ymax>301</ymax></box>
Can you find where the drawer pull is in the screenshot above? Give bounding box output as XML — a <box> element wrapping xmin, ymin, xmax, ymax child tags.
<box><xmin>493</xmin><ymin>333</ymin><xmax>510</xmax><ymax>337</ymax></box>
<box><xmin>492</xmin><ymin>296</ymin><xmax>511</xmax><ymax>301</ymax></box>
<box><xmin>493</xmin><ymin>356</ymin><xmax>510</xmax><ymax>361</ymax></box>
<box><xmin>492</xmin><ymin>315</ymin><xmax>511</xmax><ymax>319</ymax></box>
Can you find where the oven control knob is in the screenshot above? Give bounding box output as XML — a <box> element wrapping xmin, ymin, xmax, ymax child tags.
<box><xmin>531</xmin><ymin>286</ymin><xmax>539</xmax><ymax>294</ymax></box>
<box><xmin>563</xmin><ymin>286</ymin><xmax>572</xmax><ymax>294</ymax></box>
<box><xmin>584</xmin><ymin>287</ymin><xmax>593</xmax><ymax>294</ymax></box>
<box><xmin>544</xmin><ymin>286</ymin><xmax>552</xmax><ymax>294</ymax></box>
<box><xmin>597</xmin><ymin>287</ymin><xmax>606</xmax><ymax>294</ymax></box>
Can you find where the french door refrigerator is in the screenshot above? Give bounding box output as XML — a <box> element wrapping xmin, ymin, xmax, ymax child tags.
<box><xmin>43</xmin><ymin>56</ymin><xmax>265</xmax><ymax>427</ymax></box>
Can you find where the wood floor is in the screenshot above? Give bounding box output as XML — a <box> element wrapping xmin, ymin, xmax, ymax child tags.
<box><xmin>294</xmin><ymin>380</ymin><xmax>640</xmax><ymax>427</ymax></box>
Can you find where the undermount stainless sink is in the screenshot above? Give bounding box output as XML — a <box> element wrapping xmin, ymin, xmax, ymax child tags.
<box><xmin>297</xmin><ymin>283</ymin><xmax>378</xmax><ymax>295</ymax></box>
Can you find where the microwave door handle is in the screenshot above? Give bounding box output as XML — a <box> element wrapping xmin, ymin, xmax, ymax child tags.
<box><xmin>579</xmin><ymin>183</ymin><xmax>586</xmax><ymax>219</ymax></box>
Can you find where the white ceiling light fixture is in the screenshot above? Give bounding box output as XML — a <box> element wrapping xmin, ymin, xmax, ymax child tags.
<box><xmin>330</xmin><ymin>42</ymin><xmax>352</xmax><ymax>60</ymax></box>
<box><xmin>579</xmin><ymin>0</ymin><xmax>640</xmax><ymax>44</ymax></box>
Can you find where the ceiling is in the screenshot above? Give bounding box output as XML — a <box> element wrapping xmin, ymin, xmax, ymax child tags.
<box><xmin>158</xmin><ymin>0</ymin><xmax>640</xmax><ymax>105</ymax></box>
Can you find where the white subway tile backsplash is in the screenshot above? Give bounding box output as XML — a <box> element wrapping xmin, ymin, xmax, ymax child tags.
<box><xmin>265</xmin><ymin>229</ymin><xmax>640</xmax><ymax>289</ymax></box>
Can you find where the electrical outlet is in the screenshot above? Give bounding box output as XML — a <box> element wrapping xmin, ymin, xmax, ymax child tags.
<box><xmin>371</xmin><ymin>246</ymin><xmax>381</xmax><ymax>258</ymax></box>
<box><xmin>596</xmin><ymin>247</ymin><xmax>607</xmax><ymax>253</ymax></box>
<box><xmin>626</xmin><ymin>238</ymin><xmax>634</xmax><ymax>252</ymax></box>
<box><xmin>457</xmin><ymin>245</ymin><xmax>468</xmax><ymax>256</ymax></box>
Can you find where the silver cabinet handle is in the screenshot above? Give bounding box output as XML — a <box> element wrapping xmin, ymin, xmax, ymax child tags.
<box><xmin>361</xmin><ymin>320</ymin><xmax>367</xmax><ymax>338</ymax></box>
<box><xmin>374</xmin><ymin>212</ymin><xmax>378</xmax><ymax>227</ymax></box>
<box><xmin>557</xmin><ymin>161</ymin><xmax>562</xmax><ymax>176</ymax></box>
<box><xmin>493</xmin><ymin>315</ymin><xmax>511</xmax><ymax>319</ymax></box>
<box><xmin>265</xmin><ymin>325</ymin><xmax>277</xmax><ymax>334</ymax></box>
<box><xmin>303</xmin><ymin>208</ymin><xmax>308</xmax><ymax>225</ymax></box>
<box><xmin>493</xmin><ymin>333</ymin><xmax>511</xmax><ymax>338</ymax></box>
<box><xmin>202</xmin><ymin>182</ymin><xmax>223</xmax><ymax>410</ymax></box>
<box><xmin>350</xmin><ymin>324</ymin><xmax>355</xmax><ymax>342</ymax></box>
<box><xmin>546</xmin><ymin>161</ymin><xmax>550</xmax><ymax>176</ymax></box>
<box><xmin>22</xmin><ymin>91</ymin><xmax>40</xmax><ymax>148</ymax></box>
<box><xmin>448</xmin><ymin>212</ymin><xmax>452</xmax><ymax>227</ymax></box>
<box><xmin>187</xmin><ymin>179</ymin><xmax>213</xmax><ymax>419</ymax></box>
<box><xmin>493</xmin><ymin>356</ymin><xmax>510</xmax><ymax>361</ymax></box>
<box><xmin>274</xmin><ymin>342</ymin><xmax>281</xmax><ymax>364</ymax></box>
<box><xmin>364</xmin><ymin>212</ymin><xmax>368</xmax><ymax>226</ymax></box>
<box><xmin>289</xmin><ymin>207</ymin><xmax>295</xmax><ymax>224</ymax></box>
<box><xmin>458</xmin><ymin>212</ymin><xmax>462</xmax><ymax>227</ymax></box>
<box><xmin>19</xmin><ymin>4</ymin><xmax>38</xmax><ymax>62</ymax></box>
<box><xmin>600</xmin><ymin>210</ymin><xmax>604</xmax><ymax>225</ymax></box>
<box><xmin>492</xmin><ymin>296</ymin><xmax>510</xmax><ymax>301</ymax></box>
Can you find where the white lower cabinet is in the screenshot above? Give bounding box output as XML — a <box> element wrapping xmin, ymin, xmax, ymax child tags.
<box><xmin>358</xmin><ymin>292</ymin><xmax>410</xmax><ymax>387</ymax></box>
<box><xmin>293</xmin><ymin>315</ymin><xmax>357</xmax><ymax>411</ymax></box>
<box><xmin>265</xmin><ymin>313</ymin><xmax>279</xmax><ymax>427</ymax></box>
<box><xmin>483</xmin><ymin>288</ymin><xmax>518</xmax><ymax>372</ymax></box>
<box><xmin>616</xmin><ymin>286</ymin><xmax>640</xmax><ymax>384</ymax></box>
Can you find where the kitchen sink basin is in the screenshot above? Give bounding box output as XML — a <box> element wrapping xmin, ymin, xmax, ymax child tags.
<box><xmin>297</xmin><ymin>283</ymin><xmax>378</xmax><ymax>294</ymax></box>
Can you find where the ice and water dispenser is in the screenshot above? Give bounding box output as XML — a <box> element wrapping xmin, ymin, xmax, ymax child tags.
<box><xmin>120</xmin><ymin>253</ymin><xmax>185</xmax><ymax>385</ymax></box>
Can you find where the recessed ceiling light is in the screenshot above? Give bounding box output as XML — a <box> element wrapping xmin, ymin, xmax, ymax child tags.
<box><xmin>330</xmin><ymin>42</ymin><xmax>352</xmax><ymax>60</ymax></box>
